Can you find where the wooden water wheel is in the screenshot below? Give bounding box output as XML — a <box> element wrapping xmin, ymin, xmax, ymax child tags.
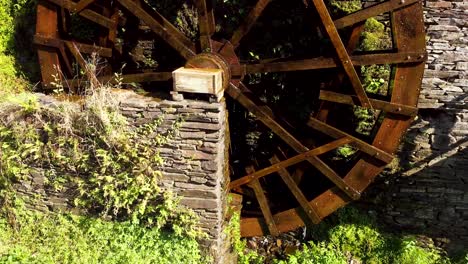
<box><xmin>35</xmin><ymin>0</ymin><xmax>426</xmax><ymax>237</ymax></box>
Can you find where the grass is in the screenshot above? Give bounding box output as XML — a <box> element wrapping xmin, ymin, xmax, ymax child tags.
<box><xmin>0</xmin><ymin>199</ymin><xmax>207</xmax><ymax>264</ymax></box>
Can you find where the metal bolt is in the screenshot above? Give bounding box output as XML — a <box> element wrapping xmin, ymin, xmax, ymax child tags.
<box><xmin>400</xmin><ymin>0</ymin><xmax>405</xmax><ymax>4</ymax></box>
<box><xmin>406</xmin><ymin>55</ymin><xmax>411</xmax><ymax>60</ymax></box>
<box><xmin>398</xmin><ymin>107</ymin><xmax>402</xmax><ymax>112</ymax></box>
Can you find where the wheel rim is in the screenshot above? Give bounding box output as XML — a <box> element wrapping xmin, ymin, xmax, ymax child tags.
<box><xmin>35</xmin><ymin>0</ymin><xmax>426</xmax><ymax>237</ymax></box>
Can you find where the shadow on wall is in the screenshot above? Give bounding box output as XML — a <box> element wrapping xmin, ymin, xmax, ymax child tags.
<box><xmin>362</xmin><ymin>99</ymin><xmax>468</xmax><ymax>254</ymax></box>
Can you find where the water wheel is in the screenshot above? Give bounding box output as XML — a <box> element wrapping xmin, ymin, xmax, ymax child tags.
<box><xmin>35</xmin><ymin>0</ymin><xmax>426</xmax><ymax>237</ymax></box>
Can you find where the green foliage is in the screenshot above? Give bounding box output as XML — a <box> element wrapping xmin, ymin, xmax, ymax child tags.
<box><xmin>0</xmin><ymin>199</ymin><xmax>206</xmax><ymax>264</ymax></box>
<box><xmin>353</xmin><ymin>106</ymin><xmax>376</xmax><ymax>136</ymax></box>
<box><xmin>0</xmin><ymin>87</ymin><xmax>200</xmax><ymax>238</ymax></box>
<box><xmin>362</xmin><ymin>64</ymin><xmax>391</xmax><ymax>95</ymax></box>
<box><xmin>359</xmin><ymin>18</ymin><xmax>392</xmax><ymax>51</ymax></box>
<box><xmin>272</xmin><ymin>242</ymin><xmax>347</xmax><ymax>264</ymax></box>
<box><xmin>329</xmin><ymin>0</ymin><xmax>362</xmax><ymax>16</ymax></box>
<box><xmin>0</xmin><ymin>0</ymin><xmax>36</xmax><ymax>95</ymax></box>
<box><xmin>226</xmin><ymin>213</ymin><xmax>264</xmax><ymax>264</ymax></box>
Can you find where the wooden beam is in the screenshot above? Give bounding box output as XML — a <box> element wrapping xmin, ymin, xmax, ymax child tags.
<box><xmin>117</xmin><ymin>0</ymin><xmax>196</xmax><ymax>60</ymax></box>
<box><xmin>270</xmin><ymin>156</ymin><xmax>321</xmax><ymax>224</ymax></box>
<box><xmin>233</xmin><ymin>52</ymin><xmax>427</xmax><ymax>75</ymax></box>
<box><xmin>230</xmin><ymin>137</ymin><xmax>352</xmax><ymax>189</ymax></box>
<box><xmin>195</xmin><ymin>0</ymin><xmax>216</xmax><ymax>51</ymax></box>
<box><xmin>307</xmin><ymin>117</ymin><xmax>394</xmax><ymax>163</ymax></box>
<box><xmin>45</xmin><ymin>0</ymin><xmax>115</xmax><ymax>29</ymax></box>
<box><xmin>334</xmin><ymin>0</ymin><xmax>419</xmax><ymax>29</ymax></box>
<box><xmin>227</xmin><ymin>82</ymin><xmax>361</xmax><ymax>200</ymax></box>
<box><xmin>309</xmin><ymin>0</ymin><xmax>372</xmax><ymax>108</ymax></box>
<box><xmin>34</xmin><ymin>35</ymin><xmax>113</xmax><ymax>57</ymax></box>
<box><xmin>65</xmin><ymin>41</ymin><xmax>101</xmax><ymax>88</ymax></box>
<box><xmin>319</xmin><ymin>90</ymin><xmax>418</xmax><ymax>116</ymax></box>
<box><xmin>230</xmin><ymin>0</ymin><xmax>272</xmax><ymax>48</ymax></box>
<box><xmin>73</xmin><ymin>0</ymin><xmax>96</xmax><ymax>13</ymax></box>
<box><xmin>246</xmin><ymin>166</ymin><xmax>279</xmax><ymax>236</ymax></box>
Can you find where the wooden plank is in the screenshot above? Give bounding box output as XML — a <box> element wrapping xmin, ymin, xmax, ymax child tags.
<box><xmin>65</xmin><ymin>41</ymin><xmax>101</xmax><ymax>88</ymax></box>
<box><xmin>67</xmin><ymin>72</ymin><xmax>173</xmax><ymax>88</ymax></box>
<box><xmin>73</xmin><ymin>0</ymin><xmax>96</xmax><ymax>13</ymax></box>
<box><xmin>45</xmin><ymin>0</ymin><xmax>115</xmax><ymax>29</ymax></box>
<box><xmin>334</xmin><ymin>0</ymin><xmax>419</xmax><ymax>29</ymax></box>
<box><xmin>309</xmin><ymin>0</ymin><xmax>372</xmax><ymax>108</ymax></box>
<box><xmin>307</xmin><ymin>117</ymin><xmax>394</xmax><ymax>163</ymax></box>
<box><xmin>227</xmin><ymin>82</ymin><xmax>360</xmax><ymax>199</ymax></box>
<box><xmin>36</xmin><ymin>0</ymin><xmax>61</xmax><ymax>89</ymax></box>
<box><xmin>319</xmin><ymin>90</ymin><xmax>418</xmax><ymax>116</ymax></box>
<box><xmin>246</xmin><ymin>166</ymin><xmax>279</xmax><ymax>236</ymax></box>
<box><xmin>195</xmin><ymin>0</ymin><xmax>216</xmax><ymax>51</ymax></box>
<box><xmin>117</xmin><ymin>0</ymin><xmax>196</xmax><ymax>60</ymax></box>
<box><xmin>234</xmin><ymin>52</ymin><xmax>427</xmax><ymax>75</ymax></box>
<box><xmin>270</xmin><ymin>156</ymin><xmax>321</xmax><ymax>224</ymax></box>
<box><xmin>230</xmin><ymin>137</ymin><xmax>353</xmax><ymax>189</ymax></box>
<box><xmin>34</xmin><ymin>35</ymin><xmax>113</xmax><ymax>57</ymax></box>
<box><xmin>230</xmin><ymin>0</ymin><xmax>272</xmax><ymax>48</ymax></box>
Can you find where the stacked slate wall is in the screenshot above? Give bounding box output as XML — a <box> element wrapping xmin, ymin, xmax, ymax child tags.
<box><xmin>12</xmin><ymin>91</ymin><xmax>231</xmax><ymax>263</ymax></box>
<box><xmin>362</xmin><ymin>0</ymin><xmax>467</xmax><ymax>251</ymax></box>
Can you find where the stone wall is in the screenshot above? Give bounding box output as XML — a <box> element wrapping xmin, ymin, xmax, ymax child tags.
<box><xmin>363</xmin><ymin>0</ymin><xmax>468</xmax><ymax>252</ymax></box>
<box><xmin>13</xmin><ymin>91</ymin><xmax>231</xmax><ymax>262</ymax></box>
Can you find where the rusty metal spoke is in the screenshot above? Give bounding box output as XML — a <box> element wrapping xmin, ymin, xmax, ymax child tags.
<box><xmin>319</xmin><ymin>90</ymin><xmax>418</xmax><ymax>116</ymax></box>
<box><xmin>307</xmin><ymin>117</ymin><xmax>394</xmax><ymax>163</ymax></box>
<box><xmin>195</xmin><ymin>0</ymin><xmax>216</xmax><ymax>51</ymax></box>
<box><xmin>232</xmin><ymin>52</ymin><xmax>426</xmax><ymax>75</ymax></box>
<box><xmin>334</xmin><ymin>0</ymin><xmax>419</xmax><ymax>29</ymax></box>
<box><xmin>246</xmin><ymin>166</ymin><xmax>280</xmax><ymax>236</ymax></box>
<box><xmin>230</xmin><ymin>0</ymin><xmax>272</xmax><ymax>48</ymax></box>
<box><xmin>117</xmin><ymin>0</ymin><xmax>196</xmax><ymax>60</ymax></box>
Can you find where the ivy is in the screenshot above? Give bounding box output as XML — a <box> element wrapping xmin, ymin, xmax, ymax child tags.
<box><xmin>0</xmin><ymin>87</ymin><xmax>201</xmax><ymax>238</ymax></box>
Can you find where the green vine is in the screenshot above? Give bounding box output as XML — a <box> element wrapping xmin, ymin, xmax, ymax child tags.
<box><xmin>0</xmin><ymin>87</ymin><xmax>201</xmax><ymax>238</ymax></box>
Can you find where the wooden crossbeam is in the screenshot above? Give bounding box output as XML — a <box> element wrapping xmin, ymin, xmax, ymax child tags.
<box><xmin>319</xmin><ymin>90</ymin><xmax>418</xmax><ymax>116</ymax></box>
<box><xmin>308</xmin><ymin>0</ymin><xmax>372</xmax><ymax>108</ymax></box>
<box><xmin>66</xmin><ymin>72</ymin><xmax>173</xmax><ymax>88</ymax></box>
<box><xmin>246</xmin><ymin>166</ymin><xmax>279</xmax><ymax>236</ymax></box>
<box><xmin>73</xmin><ymin>0</ymin><xmax>96</xmax><ymax>13</ymax></box>
<box><xmin>117</xmin><ymin>0</ymin><xmax>196</xmax><ymax>60</ymax></box>
<box><xmin>45</xmin><ymin>0</ymin><xmax>115</xmax><ymax>29</ymax></box>
<box><xmin>230</xmin><ymin>0</ymin><xmax>272</xmax><ymax>48</ymax></box>
<box><xmin>230</xmin><ymin>137</ymin><xmax>352</xmax><ymax>189</ymax></box>
<box><xmin>233</xmin><ymin>52</ymin><xmax>427</xmax><ymax>75</ymax></box>
<box><xmin>307</xmin><ymin>117</ymin><xmax>394</xmax><ymax>163</ymax></box>
<box><xmin>34</xmin><ymin>35</ymin><xmax>113</xmax><ymax>57</ymax></box>
<box><xmin>65</xmin><ymin>41</ymin><xmax>101</xmax><ymax>88</ymax></box>
<box><xmin>227</xmin><ymin>82</ymin><xmax>360</xmax><ymax>200</ymax></box>
<box><xmin>269</xmin><ymin>156</ymin><xmax>321</xmax><ymax>224</ymax></box>
<box><xmin>195</xmin><ymin>0</ymin><xmax>216</xmax><ymax>50</ymax></box>
<box><xmin>334</xmin><ymin>0</ymin><xmax>419</xmax><ymax>29</ymax></box>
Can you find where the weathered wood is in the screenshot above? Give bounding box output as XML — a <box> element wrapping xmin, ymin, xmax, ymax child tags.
<box><xmin>45</xmin><ymin>0</ymin><xmax>115</xmax><ymax>29</ymax></box>
<box><xmin>117</xmin><ymin>0</ymin><xmax>196</xmax><ymax>60</ymax></box>
<box><xmin>173</xmin><ymin>67</ymin><xmax>224</xmax><ymax>95</ymax></box>
<box><xmin>72</xmin><ymin>0</ymin><xmax>96</xmax><ymax>13</ymax></box>
<box><xmin>34</xmin><ymin>35</ymin><xmax>113</xmax><ymax>57</ymax></box>
<box><xmin>229</xmin><ymin>137</ymin><xmax>353</xmax><ymax>189</ymax></box>
<box><xmin>309</xmin><ymin>0</ymin><xmax>372</xmax><ymax>108</ymax></box>
<box><xmin>230</xmin><ymin>0</ymin><xmax>272</xmax><ymax>48</ymax></box>
<box><xmin>67</xmin><ymin>72</ymin><xmax>173</xmax><ymax>88</ymax></box>
<box><xmin>307</xmin><ymin>117</ymin><xmax>394</xmax><ymax>163</ymax></box>
<box><xmin>319</xmin><ymin>90</ymin><xmax>418</xmax><ymax>116</ymax></box>
<box><xmin>65</xmin><ymin>41</ymin><xmax>101</xmax><ymax>88</ymax></box>
<box><xmin>195</xmin><ymin>0</ymin><xmax>216</xmax><ymax>51</ymax></box>
<box><xmin>270</xmin><ymin>156</ymin><xmax>321</xmax><ymax>224</ymax></box>
<box><xmin>246</xmin><ymin>166</ymin><xmax>279</xmax><ymax>236</ymax></box>
<box><xmin>334</xmin><ymin>0</ymin><xmax>419</xmax><ymax>29</ymax></box>
<box><xmin>227</xmin><ymin>82</ymin><xmax>360</xmax><ymax>199</ymax></box>
<box><xmin>233</xmin><ymin>52</ymin><xmax>427</xmax><ymax>75</ymax></box>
